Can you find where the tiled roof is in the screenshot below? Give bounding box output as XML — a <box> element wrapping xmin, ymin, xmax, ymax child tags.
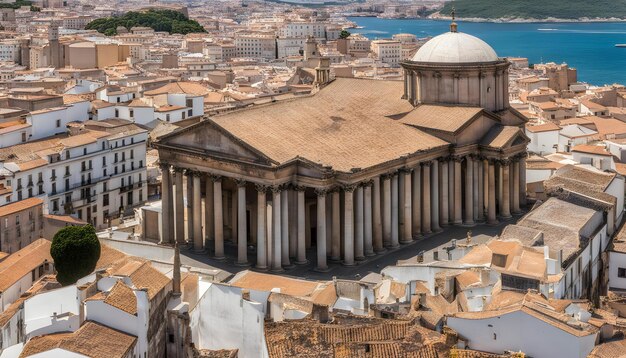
<box><xmin>144</xmin><ymin>81</ymin><xmax>212</xmax><ymax>96</ymax></box>
<box><xmin>230</xmin><ymin>270</ymin><xmax>335</xmax><ymax>305</ymax></box>
<box><xmin>571</xmin><ymin>144</ymin><xmax>611</xmax><ymax>156</ymax></box>
<box><xmin>19</xmin><ymin>321</ymin><xmax>137</xmax><ymax>358</ymax></box>
<box><xmin>480</xmin><ymin>125</ymin><xmax>526</xmax><ymax>149</ymax></box>
<box><xmin>0</xmin><ymin>239</ymin><xmax>51</xmax><ymax>293</ymax></box>
<box><xmin>201</xmin><ymin>78</ymin><xmax>448</xmax><ymax>172</ymax></box>
<box><xmin>397</xmin><ymin>104</ymin><xmax>483</xmax><ymax>134</ymax></box>
<box><xmin>525</xmin><ymin>122</ymin><xmax>560</xmax><ymax>133</ymax></box>
<box><xmin>103</xmin><ymin>281</ymin><xmax>137</xmax><ymax>315</ymax></box>
<box><xmin>588</xmin><ymin>339</ymin><xmax>626</xmax><ymax>358</ymax></box>
<box><xmin>0</xmin><ymin>197</ymin><xmax>42</xmax><ymax>217</ymax></box>
<box><xmin>110</xmin><ymin>258</ymin><xmax>170</xmax><ymax>300</ymax></box>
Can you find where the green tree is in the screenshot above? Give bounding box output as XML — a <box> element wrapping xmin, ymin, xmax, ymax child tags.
<box><xmin>50</xmin><ymin>225</ymin><xmax>101</xmax><ymax>286</ymax></box>
<box><xmin>339</xmin><ymin>29</ymin><xmax>351</xmax><ymax>39</ymax></box>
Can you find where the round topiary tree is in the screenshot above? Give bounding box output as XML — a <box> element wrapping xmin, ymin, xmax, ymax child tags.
<box><xmin>50</xmin><ymin>225</ymin><xmax>101</xmax><ymax>286</ymax></box>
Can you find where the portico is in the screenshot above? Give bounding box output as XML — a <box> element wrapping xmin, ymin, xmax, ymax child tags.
<box><xmin>154</xmin><ymin>25</ymin><xmax>530</xmax><ymax>271</ymax></box>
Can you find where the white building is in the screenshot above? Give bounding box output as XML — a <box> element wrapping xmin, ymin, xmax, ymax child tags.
<box><xmin>447</xmin><ymin>293</ymin><xmax>598</xmax><ymax>358</ymax></box>
<box><xmin>371</xmin><ymin>40</ymin><xmax>401</xmax><ymax>66</ymax></box>
<box><xmin>0</xmin><ymin>119</ymin><xmax>148</xmax><ymax>229</ymax></box>
<box><xmin>234</xmin><ymin>33</ymin><xmax>276</xmax><ymax>60</ymax></box>
<box><xmin>525</xmin><ymin>122</ymin><xmax>560</xmax><ymax>155</ymax></box>
<box><xmin>279</xmin><ymin>22</ymin><xmax>326</xmax><ymax>39</ymax></box>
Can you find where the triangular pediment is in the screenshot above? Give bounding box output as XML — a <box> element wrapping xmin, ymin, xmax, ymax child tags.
<box><xmin>158</xmin><ymin>120</ymin><xmax>275</xmax><ymax>165</ymax></box>
<box><xmin>481</xmin><ymin>125</ymin><xmax>530</xmax><ymax>150</ymax></box>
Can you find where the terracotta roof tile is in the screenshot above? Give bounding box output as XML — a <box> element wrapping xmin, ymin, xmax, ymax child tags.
<box><xmin>201</xmin><ymin>78</ymin><xmax>448</xmax><ymax>172</ymax></box>
<box><xmin>0</xmin><ymin>197</ymin><xmax>42</xmax><ymax>217</ymax></box>
<box><xmin>19</xmin><ymin>321</ymin><xmax>137</xmax><ymax>358</ymax></box>
<box><xmin>104</xmin><ymin>281</ymin><xmax>137</xmax><ymax>315</ymax></box>
<box><xmin>0</xmin><ymin>239</ymin><xmax>51</xmax><ymax>293</ymax></box>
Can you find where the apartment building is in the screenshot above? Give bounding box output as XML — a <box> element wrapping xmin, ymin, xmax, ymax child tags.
<box><xmin>0</xmin><ymin>197</ymin><xmax>43</xmax><ymax>254</ymax></box>
<box><xmin>234</xmin><ymin>32</ymin><xmax>276</xmax><ymax>60</ymax></box>
<box><xmin>0</xmin><ymin>119</ymin><xmax>148</xmax><ymax>229</ymax></box>
<box><xmin>371</xmin><ymin>40</ymin><xmax>401</xmax><ymax>66</ymax></box>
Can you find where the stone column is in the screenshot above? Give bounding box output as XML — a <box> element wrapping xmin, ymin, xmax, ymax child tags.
<box><xmin>295</xmin><ymin>187</ymin><xmax>307</xmax><ymax>264</ymax></box>
<box><xmin>520</xmin><ymin>156</ymin><xmax>527</xmax><ymax>206</ymax></box>
<box><xmin>174</xmin><ymin>168</ymin><xmax>185</xmax><ymax>244</ymax></box>
<box><xmin>464</xmin><ymin>156</ymin><xmax>475</xmax><ymax>226</ymax></box>
<box><xmin>401</xmin><ymin>169</ymin><xmax>413</xmax><ymax>244</ymax></box>
<box><xmin>473</xmin><ymin>159</ymin><xmax>479</xmax><ymax>222</ymax></box>
<box><xmin>186</xmin><ymin>171</ymin><xmax>193</xmax><ymax>243</ymax></box>
<box><xmin>512</xmin><ymin>160</ymin><xmax>521</xmax><ymax>214</ymax></box>
<box><xmin>421</xmin><ymin>162</ymin><xmax>431</xmax><ymax>234</ymax></box>
<box><xmin>497</xmin><ymin>163</ymin><xmax>503</xmax><ymax>215</ymax></box>
<box><xmin>316</xmin><ymin>189</ymin><xmax>328</xmax><ymax>271</ymax></box>
<box><xmin>213</xmin><ymin>176</ymin><xmax>224</xmax><ymax>259</ymax></box>
<box><xmin>448</xmin><ymin>161</ymin><xmax>454</xmax><ymax>225</ymax></box>
<box><xmin>477</xmin><ymin>159</ymin><xmax>485</xmax><ymax>222</ymax></box>
<box><xmin>412</xmin><ymin>166</ymin><xmax>421</xmax><ymax>236</ymax></box>
<box><xmin>256</xmin><ymin>185</ymin><xmax>267</xmax><ymax>269</ymax></box>
<box><xmin>431</xmin><ymin>159</ymin><xmax>441</xmax><ymax>232</ymax></box>
<box><xmin>355</xmin><ymin>185</ymin><xmax>365</xmax><ymax>260</ymax></box>
<box><xmin>159</xmin><ymin>164</ymin><xmax>173</xmax><ymax>245</ymax></box>
<box><xmin>204</xmin><ymin>175</ymin><xmax>214</xmax><ymax>249</ymax></box>
<box><xmin>331</xmin><ymin>190</ymin><xmax>341</xmax><ymax>262</ymax></box>
<box><xmin>289</xmin><ymin>189</ymin><xmax>297</xmax><ymax>259</ymax></box>
<box><xmin>483</xmin><ymin>159</ymin><xmax>489</xmax><ymax>220</ymax></box>
<box><xmin>372</xmin><ymin>177</ymin><xmax>384</xmax><ymax>253</ymax></box>
<box><xmin>501</xmin><ymin>160</ymin><xmax>512</xmax><ymax>219</ymax></box>
<box><xmin>230</xmin><ymin>187</ymin><xmax>237</xmax><ymax>244</ymax></box>
<box><xmin>382</xmin><ymin>175</ymin><xmax>392</xmax><ymax>247</ymax></box>
<box><xmin>305</xmin><ymin>202</ymin><xmax>311</xmax><ymax>249</ymax></box>
<box><xmin>343</xmin><ymin>185</ymin><xmax>355</xmax><ymax>265</ymax></box>
<box><xmin>235</xmin><ymin>180</ymin><xmax>248</xmax><ymax>265</ymax></box>
<box><xmin>364</xmin><ymin>182</ymin><xmax>374</xmax><ymax>256</ymax></box>
<box><xmin>453</xmin><ymin>158</ymin><xmax>462</xmax><ymax>225</ymax></box>
<box><xmin>193</xmin><ymin>173</ymin><xmax>203</xmax><ymax>253</ymax></box>
<box><xmin>390</xmin><ymin>173</ymin><xmax>399</xmax><ymax>248</ymax></box>
<box><xmin>281</xmin><ymin>188</ymin><xmax>290</xmax><ymax>267</ymax></box>
<box><xmin>271</xmin><ymin>186</ymin><xmax>283</xmax><ymax>272</ymax></box>
<box><xmin>440</xmin><ymin>160</ymin><xmax>449</xmax><ymax>226</ymax></box>
<box><xmin>488</xmin><ymin>161</ymin><xmax>498</xmax><ymax>225</ymax></box>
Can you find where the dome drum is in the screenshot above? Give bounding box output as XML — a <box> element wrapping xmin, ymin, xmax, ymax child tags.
<box><xmin>401</xmin><ymin>31</ymin><xmax>510</xmax><ymax>112</ymax></box>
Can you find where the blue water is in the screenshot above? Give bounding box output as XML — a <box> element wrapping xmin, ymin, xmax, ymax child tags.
<box><xmin>348</xmin><ymin>17</ymin><xmax>626</xmax><ymax>86</ymax></box>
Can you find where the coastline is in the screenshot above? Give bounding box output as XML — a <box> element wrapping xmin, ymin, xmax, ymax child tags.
<box><xmin>345</xmin><ymin>14</ymin><xmax>626</xmax><ymax>24</ymax></box>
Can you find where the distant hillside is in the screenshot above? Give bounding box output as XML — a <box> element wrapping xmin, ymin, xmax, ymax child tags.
<box><xmin>441</xmin><ymin>0</ymin><xmax>626</xmax><ymax>20</ymax></box>
<box><xmin>85</xmin><ymin>9</ymin><xmax>205</xmax><ymax>36</ymax></box>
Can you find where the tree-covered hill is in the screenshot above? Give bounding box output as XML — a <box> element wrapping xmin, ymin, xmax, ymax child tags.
<box><xmin>441</xmin><ymin>0</ymin><xmax>626</xmax><ymax>20</ymax></box>
<box><xmin>85</xmin><ymin>9</ymin><xmax>206</xmax><ymax>36</ymax></box>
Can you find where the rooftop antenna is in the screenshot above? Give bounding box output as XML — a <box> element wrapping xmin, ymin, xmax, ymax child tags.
<box><xmin>450</xmin><ymin>7</ymin><xmax>458</xmax><ymax>33</ymax></box>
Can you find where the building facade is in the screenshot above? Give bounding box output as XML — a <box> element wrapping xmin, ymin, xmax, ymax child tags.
<box><xmin>154</xmin><ymin>25</ymin><xmax>529</xmax><ymax>271</ymax></box>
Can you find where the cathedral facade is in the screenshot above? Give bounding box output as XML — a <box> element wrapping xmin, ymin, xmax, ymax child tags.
<box><xmin>154</xmin><ymin>26</ymin><xmax>529</xmax><ymax>271</ymax></box>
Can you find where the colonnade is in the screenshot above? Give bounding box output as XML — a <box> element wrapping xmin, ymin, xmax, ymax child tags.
<box><xmin>159</xmin><ymin>153</ymin><xmax>527</xmax><ymax>271</ymax></box>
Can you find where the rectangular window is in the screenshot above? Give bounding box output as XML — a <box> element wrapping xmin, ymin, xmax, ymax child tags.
<box><xmin>102</xmin><ymin>157</ymin><xmax>106</xmax><ymax>166</ymax></box>
<box><xmin>103</xmin><ymin>194</ymin><xmax>109</xmax><ymax>206</ymax></box>
<box><xmin>619</xmin><ymin>268</ymin><xmax>626</xmax><ymax>278</ymax></box>
<box><xmin>129</xmin><ymin>109</ymin><xmax>134</xmax><ymax>118</ymax></box>
<box><xmin>56</xmin><ymin>119</ymin><xmax>61</xmax><ymax>128</ymax></box>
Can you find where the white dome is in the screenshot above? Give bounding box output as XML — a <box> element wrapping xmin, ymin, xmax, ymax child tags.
<box><xmin>411</xmin><ymin>31</ymin><xmax>499</xmax><ymax>63</ymax></box>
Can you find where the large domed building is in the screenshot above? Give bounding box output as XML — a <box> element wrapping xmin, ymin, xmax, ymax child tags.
<box><xmin>402</xmin><ymin>23</ymin><xmax>510</xmax><ymax>112</ymax></box>
<box><xmin>153</xmin><ymin>24</ymin><xmax>529</xmax><ymax>273</ymax></box>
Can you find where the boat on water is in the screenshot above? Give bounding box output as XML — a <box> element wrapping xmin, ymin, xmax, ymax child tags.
<box><xmin>616</xmin><ymin>44</ymin><xmax>626</xmax><ymax>47</ymax></box>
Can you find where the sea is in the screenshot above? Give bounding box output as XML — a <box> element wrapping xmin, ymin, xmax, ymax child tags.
<box><xmin>347</xmin><ymin>17</ymin><xmax>626</xmax><ymax>86</ymax></box>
